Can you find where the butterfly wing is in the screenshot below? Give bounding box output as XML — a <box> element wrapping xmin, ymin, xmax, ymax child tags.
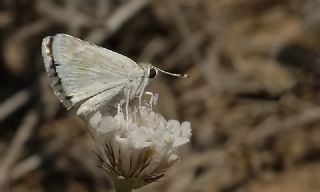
<box><xmin>77</xmin><ymin>85</ymin><xmax>124</xmax><ymax>116</ymax></box>
<box><xmin>41</xmin><ymin>33</ymin><xmax>142</xmax><ymax>115</ymax></box>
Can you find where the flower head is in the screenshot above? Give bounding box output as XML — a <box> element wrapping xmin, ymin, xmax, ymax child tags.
<box><xmin>88</xmin><ymin>99</ymin><xmax>191</xmax><ymax>191</ymax></box>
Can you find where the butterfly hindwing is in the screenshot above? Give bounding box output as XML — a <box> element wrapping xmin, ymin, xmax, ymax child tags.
<box><xmin>77</xmin><ymin>85</ymin><xmax>124</xmax><ymax>116</ymax></box>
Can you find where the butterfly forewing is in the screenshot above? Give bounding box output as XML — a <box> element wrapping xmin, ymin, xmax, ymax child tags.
<box><xmin>41</xmin><ymin>33</ymin><xmax>144</xmax><ymax>115</ymax></box>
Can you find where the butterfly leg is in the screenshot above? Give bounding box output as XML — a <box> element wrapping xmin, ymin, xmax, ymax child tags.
<box><xmin>117</xmin><ymin>99</ymin><xmax>125</xmax><ymax>114</ymax></box>
<box><xmin>125</xmin><ymin>89</ymin><xmax>131</xmax><ymax>130</ymax></box>
<box><xmin>138</xmin><ymin>78</ymin><xmax>149</xmax><ymax>108</ymax></box>
<box><xmin>144</xmin><ymin>91</ymin><xmax>158</xmax><ymax>111</ymax></box>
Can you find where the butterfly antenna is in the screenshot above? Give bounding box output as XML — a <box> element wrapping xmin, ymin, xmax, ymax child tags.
<box><xmin>155</xmin><ymin>67</ymin><xmax>189</xmax><ymax>78</ymax></box>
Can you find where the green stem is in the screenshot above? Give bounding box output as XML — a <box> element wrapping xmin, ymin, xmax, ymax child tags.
<box><xmin>113</xmin><ymin>177</ymin><xmax>133</xmax><ymax>192</ymax></box>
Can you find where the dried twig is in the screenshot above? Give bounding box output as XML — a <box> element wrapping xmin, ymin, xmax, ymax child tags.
<box><xmin>0</xmin><ymin>111</ymin><xmax>38</xmax><ymax>191</ymax></box>
<box><xmin>9</xmin><ymin>117</ymin><xmax>86</xmax><ymax>183</ymax></box>
<box><xmin>166</xmin><ymin>0</ymin><xmax>201</xmax><ymax>64</ymax></box>
<box><xmin>0</xmin><ymin>89</ymin><xmax>31</xmax><ymax>121</ymax></box>
<box><xmin>248</xmin><ymin>107</ymin><xmax>320</xmax><ymax>146</ymax></box>
<box><xmin>4</xmin><ymin>20</ymin><xmax>50</xmax><ymax>75</ymax></box>
<box><xmin>10</xmin><ymin>155</ymin><xmax>42</xmax><ymax>181</ymax></box>
<box><xmin>86</xmin><ymin>0</ymin><xmax>149</xmax><ymax>44</ymax></box>
<box><xmin>163</xmin><ymin>30</ymin><xmax>207</xmax><ymax>69</ymax></box>
<box><xmin>36</xmin><ymin>0</ymin><xmax>95</xmax><ymax>28</ymax></box>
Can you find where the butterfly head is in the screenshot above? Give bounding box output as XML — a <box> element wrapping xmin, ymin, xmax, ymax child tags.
<box><xmin>140</xmin><ymin>63</ymin><xmax>189</xmax><ymax>79</ymax></box>
<box><xmin>139</xmin><ymin>63</ymin><xmax>158</xmax><ymax>79</ymax></box>
<box><xmin>148</xmin><ymin>67</ymin><xmax>158</xmax><ymax>79</ymax></box>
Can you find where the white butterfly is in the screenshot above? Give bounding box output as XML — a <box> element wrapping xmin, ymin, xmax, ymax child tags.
<box><xmin>41</xmin><ymin>33</ymin><xmax>187</xmax><ymax>116</ymax></box>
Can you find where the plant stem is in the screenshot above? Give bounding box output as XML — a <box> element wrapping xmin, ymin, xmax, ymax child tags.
<box><xmin>113</xmin><ymin>178</ymin><xmax>133</xmax><ymax>192</ymax></box>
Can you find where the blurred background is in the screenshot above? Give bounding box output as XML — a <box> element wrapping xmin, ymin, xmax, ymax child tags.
<box><xmin>1</xmin><ymin>0</ymin><xmax>320</xmax><ymax>191</ymax></box>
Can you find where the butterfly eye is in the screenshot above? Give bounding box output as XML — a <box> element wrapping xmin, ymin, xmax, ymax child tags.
<box><xmin>148</xmin><ymin>68</ymin><xmax>157</xmax><ymax>79</ymax></box>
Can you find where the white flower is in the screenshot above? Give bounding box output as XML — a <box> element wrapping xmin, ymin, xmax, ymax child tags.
<box><xmin>88</xmin><ymin>102</ymin><xmax>191</xmax><ymax>191</ymax></box>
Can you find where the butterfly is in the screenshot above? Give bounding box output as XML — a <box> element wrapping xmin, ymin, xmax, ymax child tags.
<box><xmin>41</xmin><ymin>33</ymin><xmax>188</xmax><ymax>117</ymax></box>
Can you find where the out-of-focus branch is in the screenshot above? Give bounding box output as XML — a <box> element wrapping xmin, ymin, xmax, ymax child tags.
<box><xmin>86</xmin><ymin>0</ymin><xmax>149</xmax><ymax>44</ymax></box>
<box><xmin>166</xmin><ymin>0</ymin><xmax>201</xmax><ymax>64</ymax></box>
<box><xmin>9</xmin><ymin>117</ymin><xmax>88</xmax><ymax>183</ymax></box>
<box><xmin>247</xmin><ymin>107</ymin><xmax>320</xmax><ymax>146</ymax></box>
<box><xmin>4</xmin><ymin>20</ymin><xmax>50</xmax><ymax>75</ymax></box>
<box><xmin>36</xmin><ymin>0</ymin><xmax>96</xmax><ymax>28</ymax></box>
<box><xmin>0</xmin><ymin>89</ymin><xmax>30</xmax><ymax>121</ymax></box>
<box><xmin>0</xmin><ymin>111</ymin><xmax>38</xmax><ymax>191</ymax></box>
